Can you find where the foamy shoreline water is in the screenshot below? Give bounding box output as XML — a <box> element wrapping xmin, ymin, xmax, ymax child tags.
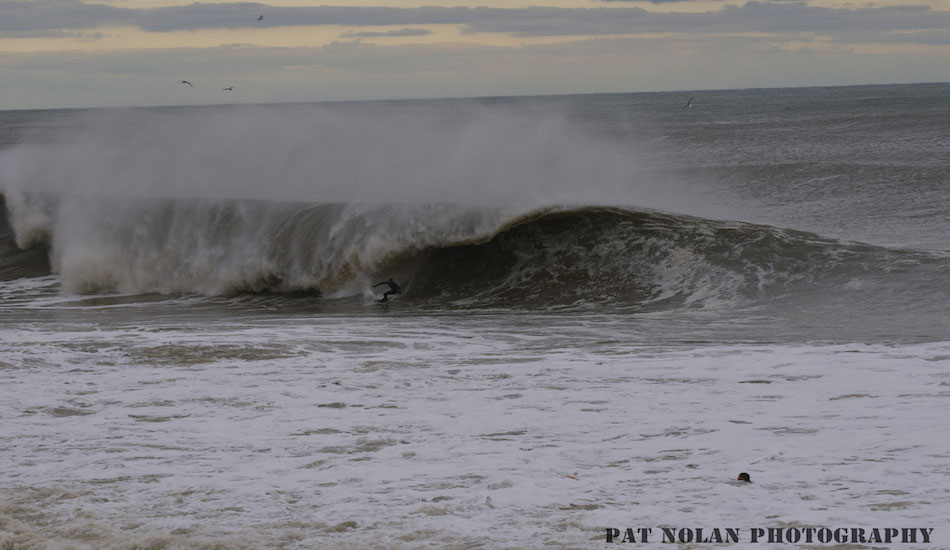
<box><xmin>2</xmin><ymin>313</ymin><xmax>947</xmax><ymax>549</ymax></box>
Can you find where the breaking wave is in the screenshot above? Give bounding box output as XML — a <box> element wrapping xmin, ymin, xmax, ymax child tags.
<box><xmin>0</xmin><ymin>103</ymin><xmax>940</xmax><ymax>312</ymax></box>
<box><xmin>0</xmin><ymin>192</ymin><xmax>933</xmax><ymax>310</ymax></box>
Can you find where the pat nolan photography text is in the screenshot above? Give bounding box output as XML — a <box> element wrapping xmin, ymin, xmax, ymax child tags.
<box><xmin>605</xmin><ymin>527</ymin><xmax>935</xmax><ymax>545</ymax></box>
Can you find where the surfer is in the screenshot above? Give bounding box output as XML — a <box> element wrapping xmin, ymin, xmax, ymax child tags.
<box><xmin>737</xmin><ymin>472</ymin><xmax>751</xmax><ymax>483</ymax></box>
<box><xmin>374</xmin><ymin>278</ymin><xmax>401</xmax><ymax>302</ymax></box>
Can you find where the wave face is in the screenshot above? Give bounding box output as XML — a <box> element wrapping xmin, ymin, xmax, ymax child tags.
<box><xmin>409</xmin><ymin>206</ymin><xmax>935</xmax><ymax>310</ymax></box>
<box><xmin>1</xmin><ymin>191</ymin><xmax>935</xmax><ymax>313</ymax></box>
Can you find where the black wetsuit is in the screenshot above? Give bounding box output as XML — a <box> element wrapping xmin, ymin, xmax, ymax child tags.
<box><xmin>374</xmin><ymin>278</ymin><xmax>401</xmax><ymax>302</ymax></box>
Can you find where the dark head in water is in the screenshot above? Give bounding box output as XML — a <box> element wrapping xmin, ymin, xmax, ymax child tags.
<box><xmin>737</xmin><ymin>472</ymin><xmax>751</xmax><ymax>483</ymax></box>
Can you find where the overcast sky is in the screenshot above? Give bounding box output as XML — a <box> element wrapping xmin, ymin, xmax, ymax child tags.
<box><xmin>0</xmin><ymin>0</ymin><xmax>948</xmax><ymax>109</ymax></box>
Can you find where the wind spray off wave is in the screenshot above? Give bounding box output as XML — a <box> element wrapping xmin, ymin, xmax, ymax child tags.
<box><xmin>0</xmin><ymin>101</ymin><xmax>693</xmax><ymax>296</ymax></box>
<box><xmin>0</xmin><ymin>102</ymin><xmax>670</xmax><ymax>205</ymax></box>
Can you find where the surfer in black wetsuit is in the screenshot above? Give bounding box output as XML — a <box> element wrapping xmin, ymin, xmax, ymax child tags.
<box><xmin>374</xmin><ymin>278</ymin><xmax>401</xmax><ymax>302</ymax></box>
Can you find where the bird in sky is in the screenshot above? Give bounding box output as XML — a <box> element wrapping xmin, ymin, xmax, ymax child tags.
<box><xmin>180</xmin><ymin>80</ymin><xmax>193</xmax><ymax>87</ymax></box>
<box><xmin>222</xmin><ymin>86</ymin><xmax>234</xmax><ymax>91</ymax></box>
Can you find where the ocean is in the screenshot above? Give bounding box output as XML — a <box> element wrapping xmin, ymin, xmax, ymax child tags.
<box><xmin>1</xmin><ymin>83</ymin><xmax>948</xmax><ymax>549</ymax></box>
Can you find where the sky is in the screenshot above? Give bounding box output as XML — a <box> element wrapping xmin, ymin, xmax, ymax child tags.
<box><xmin>0</xmin><ymin>0</ymin><xmax>948</xmax><ymax>109</ymax></box>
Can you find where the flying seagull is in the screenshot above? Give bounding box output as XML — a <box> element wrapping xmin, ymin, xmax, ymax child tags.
<box><xmin>257</xmin><ymin>14</ymin><xmax>263</xmax><ymax>21</ymax></box>
<box><xmin>222</xmin><ymin>86</ymin><xmax>234</xmax><ymax>91</ymax></box>
<box><xmin>683</xmin><ymin>97</ymin><xmax>694</xmax><ymax>109</ymax></box>
<box><xmin>180</xmin><ymin>80</ymin><xmax>193</xmax><ymax>87</ymax></box>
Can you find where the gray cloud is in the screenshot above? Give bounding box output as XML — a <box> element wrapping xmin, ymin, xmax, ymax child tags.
<box><xmin>341</xmin><ymin>28</ymin><xmax>433</xmax><ymax>38</ymax></box>
<box><xmin>1</xmin><ymin>1</ymin><xmax>948</xmax><ymax>40</ymax></box>
<box><xmin>136</xmin><ymin>4</ymin><xmax>471</xmax><ymax>32</ymax></box>
<box><xmin>459</xmin><ymin>3</ymin><xmax>950</xmax><ymax>37</ymax></box>
<box><xmin>0</xmin><ymin>0</ymin><xmax>135</xmax><ymax>33</ymax></box>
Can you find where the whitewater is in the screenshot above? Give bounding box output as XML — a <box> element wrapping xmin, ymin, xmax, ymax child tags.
<box><xmin>1</xmin><ymin>84</ymin><xmax>949</xmax><ymax>548</ymax></box>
